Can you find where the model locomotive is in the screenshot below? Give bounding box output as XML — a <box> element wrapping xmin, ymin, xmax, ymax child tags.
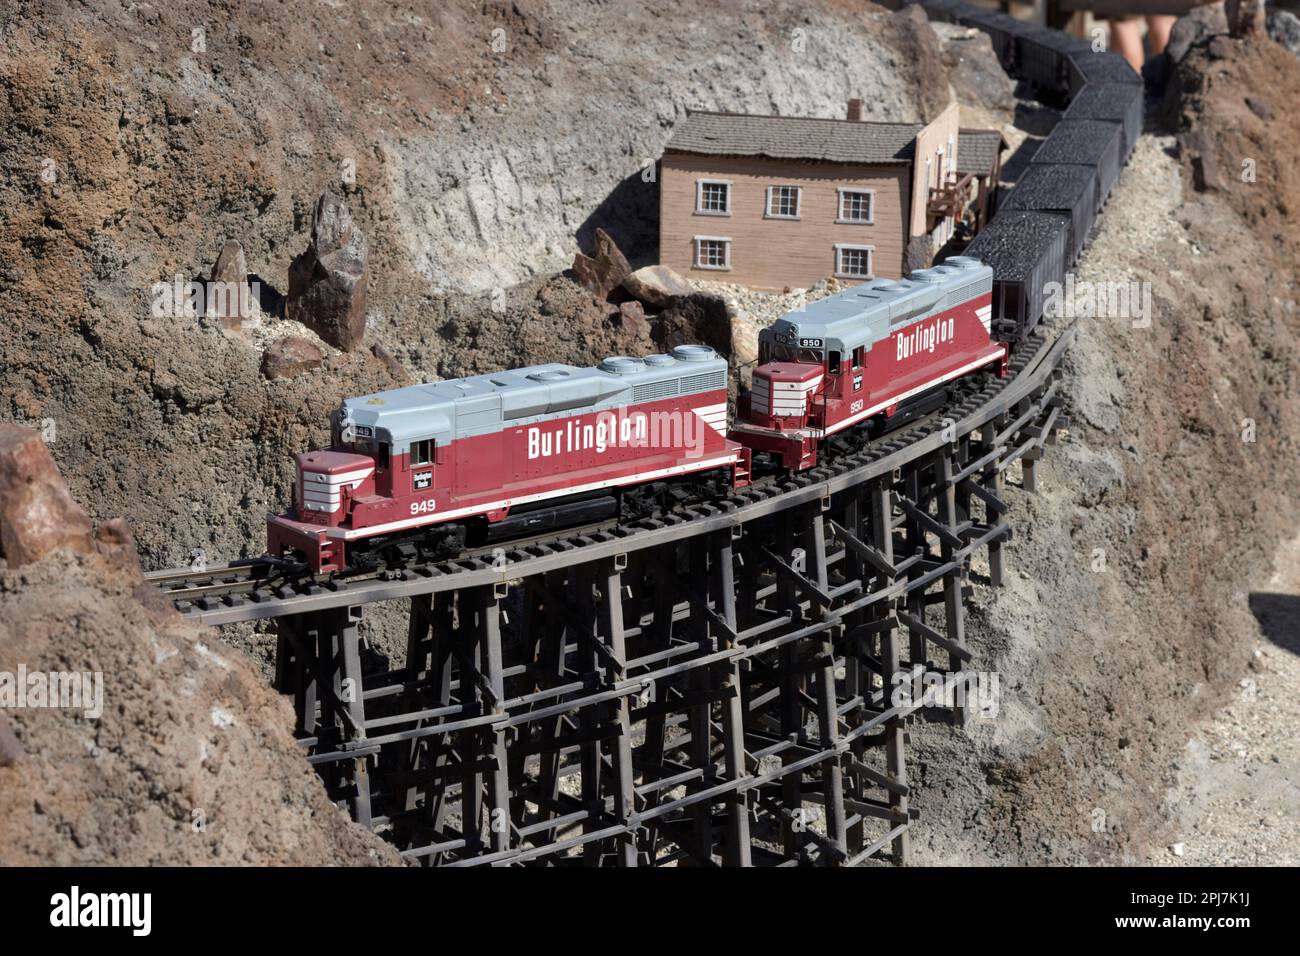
<box><xmin>268</xmin><ymin>256</ymin><xmax>1008</xmax><ymax>573</ymax></box>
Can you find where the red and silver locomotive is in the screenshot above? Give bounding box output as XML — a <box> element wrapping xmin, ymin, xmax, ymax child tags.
<box><xmin>268</xmin><ymin>344</ymin><xmax>748</xmax><ymax>573</ymax></box>
<box><xmin>269</xmin><ymin>256</ymin><xmax>1007</xmax><ymax>572</ymax></box>
<box><xmin>731</xmin><ymin>255</ymin><xmax>1005</xmax><ymax>469</ymax></box>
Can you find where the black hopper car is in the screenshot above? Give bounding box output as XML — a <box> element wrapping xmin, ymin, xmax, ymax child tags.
<box><xmin>911</xmin><ymin>0</ymin><xmax>1143</xmax><ymax>342</ymax></box>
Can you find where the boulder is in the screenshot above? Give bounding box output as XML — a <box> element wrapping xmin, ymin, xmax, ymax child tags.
<box><xmin>1207</xmin><ymin>33</ymin><xmax>1235</xmax><ymax>58</ymax></box>
<box><xmin>622</xmin><ymin>264</ymin><xmax>691</xmax><ymax>307</ymax></box>
<box><xmin>932</xmin><ymin>22</ymin><xmax>1015</xmax><ymax>121</ymax></box>
<box><xmin>1226</xmin><ymin>0</ymin><xmax>1265</xmax><ymax>37</ymax></box>
<box><xmin>1180</xmin><ymin>128</ymin><xmax>1223</xmax><ymax>191</ymax></box>
<box><xmin>370</xmin><ymin>342</ymin><xmax>412</xmax><ymax>384</ymax></box>
<box><xmin>904</xmin><ymin>235</ymin><xmax>933</xmax><ymax>273</ymax></box>
<box><xmin>0</xmin><ymin>424</ymin><xmax>95</xmax><ymax>567</ymax></box>
<box><xmin>94</xmin><ymin>517</ymin><xmax>143</xmax><ymax>583</ymax></box>
<box><xmin>617</xmin><ymin>299</ymin><xmax>646</xmax><ymax>325</ymax></box>
<box><xmin>208</xmin><ymin>240</ymin><xmax>250</xmax><ymax>330</ymax></box>
<box><xmin>0</xmin><ymin>716</ymin><xmax>22</xmax><ymax>768</ymax></box>
<box><xmin>262</xmin><ymin>335</ymin><xmax>326</xmax><ymax>380</ymax></box>
<box><xmin>1246</xmin><ymin>96</ymin><xmax>1273</xmax><ymax>120</ymax></box>
<box><xmin>1167</xmin><ymin>2</ymin><xmax>1229</xmax><ymax>63</ymax></box>
<box><xmin>287</xmin><ymin>193</ymin><xmax>369</xmax><ymax>350</ymax></box>
<box><xmin>212</xmin><ymin>240</ymin><xmax>247</xmax><ymax>284</ymax></box>
<box><xmin>571</xmin><ymin>227</ymin><xmax>630</xmax><ymax>298</ymax></box>
<box><xmin>652</xmin><ymin>292</ymin><xmax>735</xmax><ymax>358</ymax></box>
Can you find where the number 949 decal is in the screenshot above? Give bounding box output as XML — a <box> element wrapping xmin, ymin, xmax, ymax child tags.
<box><xmin>410</xmin><ymin>498</ymin><xmax>437</xmax><ymax>515</ymax></box>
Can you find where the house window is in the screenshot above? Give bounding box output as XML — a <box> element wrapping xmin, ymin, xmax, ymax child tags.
<box><xmin>411</xmin><ymin>439</ymin><xmax>434</xmax><ymax>466</ymax></box>
<box><xmin>694</xmin><ymin>236</ymin><xmax>731</xmax><ymax>270</ymax></box>
<box><xmin>837</xmin><ymin>189</ymin><xmax>874</xmax><ymax>224</ymax></box>
<box><xmin>696</xmin><ymin>180</ymin><xmax>731</xmax><ymax>215</ymax></box>
<box><xmin>766</xmin><ymin>185</ymin><xmax>800</xmax><ymax>219</ymax></box>
<box><xmin>834</xmin><ymin>244</ymin><xmax>874</xmax><ymax>279</ymax></box>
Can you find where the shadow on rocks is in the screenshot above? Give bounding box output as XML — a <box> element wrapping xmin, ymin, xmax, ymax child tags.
<box><xmin>1248</xmin><ymin>592</ymin><xmax>1300</xmax><ymax>656</ymax></box>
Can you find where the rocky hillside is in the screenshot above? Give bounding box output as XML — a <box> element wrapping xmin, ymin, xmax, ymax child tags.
<box><xmin>907</xmin><ymin>15</ymin><xmax>1300</xmax><ymax>864</ymax></box>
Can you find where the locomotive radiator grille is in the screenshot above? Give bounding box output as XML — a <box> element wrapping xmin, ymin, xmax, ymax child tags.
<box><xmin>299</xmin><ymin>466</ymin><xmax>375</xmax><ymax>513</ymax></box>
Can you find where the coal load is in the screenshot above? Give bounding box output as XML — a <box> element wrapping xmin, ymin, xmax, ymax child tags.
<box><xmin>1067</xmin><ymin>50</ymin><xmax>1141</xmax><ymax>98</ymax></box>
<box><xmin>1031</xmin><ymin>119</ymin><xmax>1124</xmax><ymax>205</ymax></box>
<box><xmin>1063</xmin><ymin>83</ymin><xmax>1144</xmax><ymax>161</ymax></box>
<box><xmin>1004</xmin><ymin>164</ymin><xmax>1098</xmax><ymax>264</ymax></box>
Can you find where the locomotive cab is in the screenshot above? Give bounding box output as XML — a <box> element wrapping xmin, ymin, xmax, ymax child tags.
<box><xmin>730</xmin><ymin>328</ymin><xmax>829</xmax><ymax>470</ymax></box>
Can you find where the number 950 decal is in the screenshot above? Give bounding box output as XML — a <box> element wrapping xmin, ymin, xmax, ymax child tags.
<box><xmin>410</xmin><ymin>498</ymin><xmax>437</xmax><ymax>515</ymax></box>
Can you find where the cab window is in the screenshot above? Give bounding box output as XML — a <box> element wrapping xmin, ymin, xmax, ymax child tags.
<box><xmin>411</xmin><ymin>439</ymin><xmax>434</xmax><ymax>467</ymax></box>
<box><xmin>828</xmin><ymin>351</ymin><xmax>842</xmax><ymax>375</ymax></box>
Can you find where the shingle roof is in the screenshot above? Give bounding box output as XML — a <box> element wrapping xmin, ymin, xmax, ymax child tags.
<box><xmin>664</xmin><ymin>110</ymin><xmax>921</xmax><ymax>165</ymax></box>
<box><xmin>957</xmin><ymin>128</ymin><xmax>1006</xmax><ymax>177</ymax></box>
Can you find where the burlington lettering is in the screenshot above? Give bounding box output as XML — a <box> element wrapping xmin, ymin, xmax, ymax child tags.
<box><xmin>527</xmin><ymin>412</ymin><xmax>649</xmax><ymax>460</ymax></box>
<box><xmin>896</xmin><ymin>314</ymin><xmax>956</xmax><ymax>361</ymax></box>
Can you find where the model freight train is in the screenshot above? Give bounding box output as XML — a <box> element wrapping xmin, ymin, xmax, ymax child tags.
<box><xmin>268</xmin><ymin>0</ymin><xmax>1141</xmax><ymax>573</ymax></box>
<box><xmin>268</xmin><ymin>257</ymin><xmax>1008</xmax><ymax>572</ymax></box>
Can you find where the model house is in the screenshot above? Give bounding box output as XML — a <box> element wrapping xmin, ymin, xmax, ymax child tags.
<box><xmin>658</xmin><ymin>101</ymin><xmax>979</xmax><ymax>291</ymax></box>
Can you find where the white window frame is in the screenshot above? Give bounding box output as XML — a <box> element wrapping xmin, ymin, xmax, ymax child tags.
<box><xmin>833</xmin><ymin>243</ymin><xmax>874</xmax><ymax>280</ymax></box>
<box><xmin>836</xmin><ymin>188</ymin><xmax>875</xmax><ymax>225</ymax></box>
<box><xmin>695</xmin><ymin>179</ymin><xmax>732</xmax><ymax>216</ymax></box>
<box><xmin>694</xmin><ymin>235</ymin><xmax>732</xmax><ymax>271</ymax></box>
<box><xmin>764</xmin><ymin>185</ymin><xmax>801</xmax><ymax>220</ymax></box>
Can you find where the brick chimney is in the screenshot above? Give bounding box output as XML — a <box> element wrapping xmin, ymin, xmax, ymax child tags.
<box><xmin>847</xmin><ymin>97</ymin><xmax>863</xmax><ymax>122</ymax></box>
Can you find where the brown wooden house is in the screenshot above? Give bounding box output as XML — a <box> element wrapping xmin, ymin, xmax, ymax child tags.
<box><xmin>658</xmin><ymin>102</ymin><xmax>966</xmax><ymax>291</ymax></box>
